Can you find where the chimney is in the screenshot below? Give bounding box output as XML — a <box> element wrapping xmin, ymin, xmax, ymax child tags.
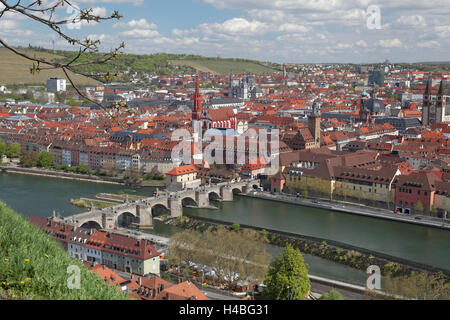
<box><xmin>139</xmin><ymin>276</ymin><xmax>142</xmax><ymax>286</ymax></box>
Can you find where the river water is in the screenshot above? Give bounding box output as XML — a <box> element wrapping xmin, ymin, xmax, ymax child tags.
<box><xmin>2</xmin><ymin>172</ymin><xmax>449</xmax><ymax>284</ymax></box>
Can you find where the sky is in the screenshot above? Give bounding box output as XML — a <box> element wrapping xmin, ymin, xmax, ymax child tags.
<box><xmin>1</xmin><ymin>0</ymin><xmax>450</xmax><ymax>64</ymax></box>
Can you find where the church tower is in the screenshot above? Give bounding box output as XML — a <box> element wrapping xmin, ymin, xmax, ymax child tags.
<box><xmin>192</xmin><ymin>75</ymin><xmax>203</xmax><ymax>141</ymax></box>
<box><xmin>436</xmin><ymin>79</ymin><xmax>447</xmax><ymax>124</ymax></box>
<box><xmin>308</xmin><ymin>100</ymin><xmax>321</xmax><ymax>148</ymax></box>
<box><xmin>422</xmin><ymin>77</ymin><xmax>432</xmax><ymax>126</ymax></box>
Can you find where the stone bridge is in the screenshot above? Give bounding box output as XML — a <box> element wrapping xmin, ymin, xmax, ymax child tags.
<box><xmin>62</xmin><ymin>179</ymin><xmax>260</xmax><ymax>230</ymax></box>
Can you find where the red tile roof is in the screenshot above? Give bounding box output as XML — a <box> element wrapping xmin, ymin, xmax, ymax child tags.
<box><xmin>167</xmin><ymin>164</ymin><xmax>198</xmax><ymax>176</ymax></box>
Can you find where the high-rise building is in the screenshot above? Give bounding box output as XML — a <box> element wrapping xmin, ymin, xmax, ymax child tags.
<box><xmin>368</xmin><ymin>69</ymin><xmax>385</xmax><ymax>87</ymax></box>
<box><xmin>46</xmin><ymin>77</ymin><xmax>66</xmax><ymax>92</ymax></box>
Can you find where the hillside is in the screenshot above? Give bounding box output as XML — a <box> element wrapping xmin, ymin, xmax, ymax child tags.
<box><xmin>169</xmin><ymin>58</ymin><xmax>278</xmax><ymax>75</ymax></box>
<box><xmin>0</xmin><ymin>201</ymin><xmax>130</xmax><ymax>300</ymax></box>
<box><xmin>8</xmin><ymin>47</ymin><xmax>280</xmax><ymax>81</ymax></box>
<box><xmin>0</xmin><ymin>48</ymin><xmax>100</xmax><ymax>86</ymax></box>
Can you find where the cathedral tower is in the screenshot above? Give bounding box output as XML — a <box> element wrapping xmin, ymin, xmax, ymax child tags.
<box><xmin>308</xmin><ymin>100</ymin><xmax>321</xmax><ymax>148</ymax></box>
<box><xmin>192</xmin><ymin>75</ymin><xmax>203</xmax><ymax>141</ymax></box>
<box><xmin>436</xmin><ymin>79</ymin><xmax>447</xmax><ymax>124</ymax></box>
<box><xmin>422</xmin><ymin>77</ymin><xmax>432</xmax><ymax>126</ymax></box>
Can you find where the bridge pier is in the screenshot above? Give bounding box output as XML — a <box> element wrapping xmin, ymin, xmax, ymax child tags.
<box><xmin>137</xmin><ymin>205</ymin><xmax>153</xmax><ymax>229</ymax></box>
<box><xmin>220</xmin><ymin>185</ymin><xmax>234</xmax><ymax>201</ymax></box>
<box><xmin>168</xmin><ymin>198</ymin><xmax>183</xmax><ymax>218</ymax></box>
<box><xmin>102</xmin><ymin>213</ymin><xmax>115</xmax><ymax>230</ymax></box>
<box><xmin>195</xmin><ymin>190</ymin><xmax>210</xmax><ymax>208</ymax></box>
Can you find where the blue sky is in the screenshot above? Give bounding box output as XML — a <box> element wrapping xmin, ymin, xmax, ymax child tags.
<box><xmin>1</xmin><ymin>0</ymin><xmax>450</xmax><ymax>63</ymax></box>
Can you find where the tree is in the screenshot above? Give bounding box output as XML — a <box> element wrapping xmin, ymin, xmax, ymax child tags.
<box><xmin>77</xmin><ymin>163</ymin><xmax>92</xmax><ymax>175</ymax></box>
<box><xmin>0</xmin><ymin>1</ymin><xmax>124</xmax><ymax>109</ymax></box>
<box><xmin>263</xmin><ymin>243</ymin><xmax>310</xmax><ymax>300</ymax></box>
<box><xmin>321</xmin><ymin>289</ymin><xmax>344</xmax><ymax>300</ymax></box>
<box><xmin>168</xmin><ymin>227</ymin><xmax>271</xmax><ymax>289</ymax></box>
<box><xmin>38</xmin><ymin>152</ymin><xmax>52</xmax><ymax>168</ymax></box>
<box><xmin>0</xmin><ymin>141</ymin><xmax>6</xmax><ymax>156</ymax></box>
<box><xmin>6</xmin><ymin>143</ymin><xmax>21</xmax><ymax>158</ymax></box>
<box><xmin>370</xmin><ymin>272</ymin><xmax>450</xmax><ymax>300</ymax></box>
<box><xmin>20</xmin><ymin>151</ymin><xmax>39</xmax><ymax>167</ymax></box>
<box><xmin>201</xmin><ymin>228</ymin><xmax>270</xmax><ymax>289</ymax></box>
<box><xmin>414</xmin><ymin>201</ymin><xmax>424</xmax><ymax>214</ymax></box>
<box><xmin>167</xmin><ymin>229</ymin><xmax>203</xmax><ymax>271</ymax></box>
<box><xmin>303</xmin><ymin>188</ymin><xmax>308</xmax><ymax>198</ymax></box>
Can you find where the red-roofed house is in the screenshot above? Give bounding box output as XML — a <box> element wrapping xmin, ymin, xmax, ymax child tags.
<box><xmin>166</xmin><ymin>164</ymin><xmax>201</xmax><ymax>191</ymax></box>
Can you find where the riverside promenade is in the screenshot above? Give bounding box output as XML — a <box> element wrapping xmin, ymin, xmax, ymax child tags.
<box><xmin>244</xmin><ymin>191</ymin><xmax>450</xmax><ymax>230</ymax></box>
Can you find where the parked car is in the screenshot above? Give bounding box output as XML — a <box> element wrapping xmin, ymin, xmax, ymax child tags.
<box><xmin>414</xmin><ymin>216</ymin><xmax>422</xmax><ymax>220</ymax></box>
<box><xmin>312</xmin><ymin>200</ymin><xmax>319</xmax><ymax>204</ymax></box>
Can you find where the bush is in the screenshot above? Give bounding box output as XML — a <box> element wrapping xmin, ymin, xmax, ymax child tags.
<box><xmin>232</xmin><ymin>223</ymin><xmax>240</xmax><ymax>231</ymax></box>
<box><xmin>321</xmin><ymin>289</ymin><xmax>344</xmax><ymax>300</ymax></box>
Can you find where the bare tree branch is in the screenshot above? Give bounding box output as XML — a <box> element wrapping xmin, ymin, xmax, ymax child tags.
<box><xmin>0</xmin><ymin>0</ymin><xmax>126</xmax><ymax>111</ymax></box>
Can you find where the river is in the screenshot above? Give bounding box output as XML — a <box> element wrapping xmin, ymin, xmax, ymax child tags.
<box><xmin>2</xmin><ymin>172</ymin><xmax>449</xmax><ymax>284</ymax></box>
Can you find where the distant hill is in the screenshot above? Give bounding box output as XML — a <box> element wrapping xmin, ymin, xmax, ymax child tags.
<box><xmin>1</xmin><ymin>47</ymin><xmax>280</xmax><ymax>86</ymax></box>
<box><xmin>169</xmin><ymin>58</ymin><xmax>278</xmax><ymax>75</ymax></box>
<box><xmin>0</xmin><ymin>47</ymin><xmax>100</xmax><ymax>86</ymax></box>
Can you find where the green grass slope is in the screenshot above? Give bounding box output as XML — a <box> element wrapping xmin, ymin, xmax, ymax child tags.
<box><xmin>0</xmin><ymin>48</ymin><xmax>99</xmax><ymax>86</ymax></box>
<box><xmin>0</xmin><ymin>201</ymin><xmax>130</xmax><ymax>300</ymax></box>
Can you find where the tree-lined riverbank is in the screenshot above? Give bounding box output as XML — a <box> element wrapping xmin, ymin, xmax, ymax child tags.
<box><xmin>167</xmin><ymin>215</ymin><xmax>450</xmax><ymax>278</ymax></box>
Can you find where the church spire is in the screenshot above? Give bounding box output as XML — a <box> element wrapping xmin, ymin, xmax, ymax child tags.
<box><xmin>438</xmin><ymin>79</ymin><xmax>446</xmax><ymax>96</ymax></box>
<box><xmin>192</xmin><ymin>74</ymin><xmax>202</xmax><ymax>121</ymax></box>
<box><xmin>424</xmin><ymin>77</ymin><xmax>432</xmax><ymax>96</ymax></box>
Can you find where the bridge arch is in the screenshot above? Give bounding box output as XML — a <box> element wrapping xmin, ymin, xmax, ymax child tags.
<box><xmin>232</xmin><ymin>187</ymin><xmax>242</xmax><ymax>195</ymax></box>
<box><xmin>208</xmin><ymin>191</ymin><xmax>221</xmax><ymax>201</ymax></box>
<box><xmin>117</xmin><ymin>211</ymin><xmax>139</xmax><ymax>227</ymax></box>
<box><xmin>181</xmin><ymin>196</ymin><xmax>198</xmax><ymax>207</ymax></box>
<box><xmin>80</xmin><ymin>220</ymin><xmax>102</xmax><ymax>230</ymax></box>
<box><xmin>152</xmin><ymin>203</ymin><xmax>170</xmax><ymax>217</ymax></box>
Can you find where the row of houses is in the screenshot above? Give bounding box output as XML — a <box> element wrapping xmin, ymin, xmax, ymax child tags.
<box><xmin>273</xmin><ymin>149</ymin><xmax>450</xmax><ymax>216</ymax></box>
<box><xmin>29</xmin><ymin>217</ymin><xmax>161</xmax><ymax>276</ymax></box>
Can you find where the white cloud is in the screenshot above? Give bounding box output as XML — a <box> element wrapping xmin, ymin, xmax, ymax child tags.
<box><xmin>396</xmin><ymin>15</ymin><xmax>426</xmax><ymax>27</ymax></box>
<box><xmin>278</xmin><ymin>23</ymin><xmax>309</xmax><ymax>33</ymax></box>
<box><xmin>114</xmin><ymin>18</ymin><xmax>157</xmax><ymax>30</ymax></box>
<box><xmin>0</xmin><ymin>19</ymin><xmax>18</xmax><ymax>30</ymax></box>
<box><xmin>120</xmin><ymin>29</ymin><xmax>160</xmax><ymax>38</ymax></box>
<box><xmin>378</xmin><ymin>38</ymin><xmax>403</xmax><ymax>48</ymax></box>
<box><xmin>417</xmin><ymin>40</ymin><xmax>440</xmax><ymax>48</ymax></box>
<box><xmin>337</xmin><ymin>43</ymin><xmax>352</xmax><ymax>49</ymax></box>
<box><xmin>198</xmin><ymin>18</ymin><xmax>269</xmax><ymax>36</ymax></box>
<box><xmin>356</xmin><ymin>40</ymin><xmax>368</xmax><ymax>47</ymax></box>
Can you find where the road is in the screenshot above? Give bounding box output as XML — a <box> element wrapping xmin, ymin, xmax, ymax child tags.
<box><xmin>246</xmin><ymin>191</ymin><xmax>450</xmax><ymax>230</ymax></box>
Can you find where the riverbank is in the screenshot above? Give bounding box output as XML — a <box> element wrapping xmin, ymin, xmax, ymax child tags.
<box><xmin>244</xmin><ymin>191</ymin><xmax>450</xmax><ymax>231</ymax></box>
<box><xmin>167</xmin><ymin>215</ymin><xmax>450</xmax><ymax>278</ymax></box>
<box><xmin>1</xmin><ymin>166</ymin><xmax>124</xmax><ymax>185</ymax></box>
